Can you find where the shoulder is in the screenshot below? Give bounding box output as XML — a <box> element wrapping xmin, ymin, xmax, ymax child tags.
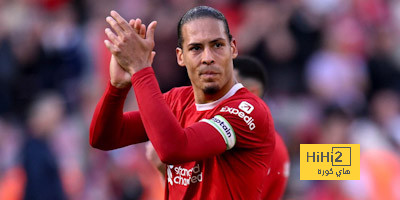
<box><xmin>200</xmin><ymin>88</ymin><xmax>275</xmax><ymax>150</ymax></box>
<box><xmin>229</xmin><ymin>88</ymin><xmax>268</xmax><ymax>109</ymax></box>
<box><xmin>163</xmin><ymin>86</ymin><xmax>193</xmax><ymax>102</ymax></box>
<box><xmin>216</xmin><ymin>88</ymin><xmax>272</xmax><ymax>133</ymax></box>
<box><xmin>164</xmin><ymin>86</ymin><xmax>192</xmax><ymax>96</ymax></box>
<box><xmin>219</xmin><ymin>88</ymin><xmax>271</xmax><ymax>120</ymax></box>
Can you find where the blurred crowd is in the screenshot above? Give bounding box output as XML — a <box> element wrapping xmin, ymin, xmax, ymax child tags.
<box><xmin>1</xmin><ymin>0</ymin><xmax>400</xmax><ymax>199</ymax></box>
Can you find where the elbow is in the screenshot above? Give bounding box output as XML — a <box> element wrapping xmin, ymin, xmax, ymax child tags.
<box><xmin>157</xmin><ymin>149</ymin><xmax>182</xmax><ymax>165</ymax></box>
<box><xmin>154</xmin><ymin>135</ymin><xmax>188</xmax><ymax>164</ymax></box>
<box><xmin>89</xmin><ymin>140</ymin><xmax>103</xmax><ymax>150</ymax></box>
<box><xmin>158</xmin><ymin>154</ymin><xmax>172</xmax><ymax>164</ymax></box>
<box><xmin>89</xmin><ymin>126</ymin><xmax>113</xmax><ymax>151</ymax></box>
<box><xmin>89</xmin><ymin>131</ymin><xmax>101</xmax><ymax>149</ymax></box>
<box><xmin>89</xmin><ymin>139</ymin><xmax>100</xmax><ymax>149</ymax></box>
<box><xmin>89</xmin><ymin>137</ymin><xmax>113</xmax><ymax>151</ymax></box>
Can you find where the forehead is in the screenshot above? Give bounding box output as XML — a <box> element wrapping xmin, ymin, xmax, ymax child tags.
<box><xmin>181</xmin><ymin>18</ymin><xmax>228</xmax><ymax>45</ymax></box>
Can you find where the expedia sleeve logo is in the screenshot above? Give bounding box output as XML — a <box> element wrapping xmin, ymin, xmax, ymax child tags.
<box><xmin>220</xmin><ymin>105</ymin><xmax>256</xmax><ymax>131</ymax></box>
<box><xmin>238</xmin><ymin>101</ymin><xmax>254</xmax><ymax>114</ymax></box>
<box><xmin>200</xmin><ymin>115</ymin><xmax>236</xmax><ymax>150</ymax></box>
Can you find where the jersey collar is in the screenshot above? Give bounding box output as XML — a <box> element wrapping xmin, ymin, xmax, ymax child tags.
<box><xmin>195</xmin><ymin>83</ymin><xmax>244</xmax><ymax>111</ymax></box>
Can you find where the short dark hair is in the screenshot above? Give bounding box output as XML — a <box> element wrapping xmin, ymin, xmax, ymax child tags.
<box><xmin>177</xmin><ymin>6</ymin><xmax>232</xmax><ymax>48</ymax></box>
<box><xmin>233</xmin><ymin>56</ymin><xmax>268</xmax><ymax>90</ymax></box>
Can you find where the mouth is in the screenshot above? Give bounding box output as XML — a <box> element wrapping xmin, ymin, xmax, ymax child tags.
<box><xmin>200</xmin><ymin>71</ymin><xmax>219</xmax><ymax>80</ymax></box>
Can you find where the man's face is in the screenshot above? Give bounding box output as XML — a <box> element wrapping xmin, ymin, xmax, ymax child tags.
<box><xmin>176</xmin><ymin>18</ymin><xmax>238</xmax><ymax>95</ymax></box>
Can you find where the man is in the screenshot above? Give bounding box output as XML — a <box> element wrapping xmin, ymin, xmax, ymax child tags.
<box><xmin>234</xmin><ymin>56</ymin><xmax>290</xmax><ymax>200</ymax></box>
<box><xmin>90</xmin><ymin>6</ymin><xmax>275</xmax><ymax>199</ymax></box>
<box><xmin>146</xmin><ymin>56</ymin><xmax>290</xmax><ymax>199</ymax></box>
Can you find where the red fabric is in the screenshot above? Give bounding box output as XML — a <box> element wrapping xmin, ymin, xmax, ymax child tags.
<box><xmin>160</xmin><ymin>86</ymin><xmax>275</xmax><ymax>199</ymax></box>
<box><xmin>131</xmin><ymin>67</ymin><xmax>227</xmax><ymax>164</ymax></box>
<box><xmin>261</xmin><ymin>133</ymin><xmax>290</xmax><ymax>200</ymax></box>
<box><xmin>90</xmin><ymin>67</ymin><xmax>275</xmax><ymax>199</ymax></box>
<box><xmin>90</xmin><ymin>67</ymin><xmax>226</xmax><ymax>159</ymax></box>
<box><xmin>89</xmin><ymin>82</ymin><xmax>148</xmax><ymax>150</ymax></box>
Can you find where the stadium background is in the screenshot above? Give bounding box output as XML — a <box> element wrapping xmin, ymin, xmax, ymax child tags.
<box><xmin>0</xmin><ymin>0</ymin><xmax>400</xmax><ymax>199</ymax></box>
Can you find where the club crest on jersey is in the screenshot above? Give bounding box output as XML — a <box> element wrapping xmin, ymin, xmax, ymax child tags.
<box><xmin>220</xmin><ymin>106</ymin><xmax>256</xmax><ymax>131</ymax></box>
<box><xmin>238</xmin><ymin>101</ymin><xmax>254</xmax><ymax>114</ymax></box>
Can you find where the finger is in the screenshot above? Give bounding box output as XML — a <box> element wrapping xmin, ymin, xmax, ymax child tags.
<box><xmin>106</xmin><ymin>16</ymin><xmax>124</xmax><ymax>37</ymax></box>
<box><xmin>146</xmin><ymin>21</ymin><xmax>157</xmax><ymax>42</ymax></box>
<box><xmin>105</xmin><ymin>28</ymin><xmax>120</xmax><ymax>45</ymax></box>
<box><xmin>149</xmin><ymin>51</ymin><xmax>156</xmax><ymax>64</ymax></box>
<box><xmin>104</xmin><ymin>40</ymin><xmax>120</xmax><ymax>55</ymax></box>
<box><xmin>110</xmin><ymin>10</ymin><xmax>132</xmax><ymax>32</ymax></box>
<box><xmin>129</xmin><ymin>19</ymin><xmax>136</xmax><ymax>29</ymax></box>
<box><xmin>139</xmin><ymin>24</ymin><xmax>146</xmax><ymax>39</ymax></box>
<box><xmin>134</xmin><ymin>18</ymin><xmax>142</xmax><ymax>34</ymax></box>
<box><xmin>129</xmin><ymin>19</ymin><xmax>140</xmax><ymax>34</ymax></box>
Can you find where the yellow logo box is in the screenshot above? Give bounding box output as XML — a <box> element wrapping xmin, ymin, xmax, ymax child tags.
<box><xmin>300</xmin><ymin>144</ymin><xmax>360</xmax><ymax>180</ymax></box>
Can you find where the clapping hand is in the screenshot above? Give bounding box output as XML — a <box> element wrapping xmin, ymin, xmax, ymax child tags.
<box><xmin>105</xmin><ymin>11</ymin><xmax>157</xmax><ymax>88</ymax></box>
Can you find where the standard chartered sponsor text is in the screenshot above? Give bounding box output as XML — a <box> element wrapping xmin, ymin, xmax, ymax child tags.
<box><xmin>167</xmin><ymin>164</ymin><xmax>203</xmax><ymax>186</ymax></box>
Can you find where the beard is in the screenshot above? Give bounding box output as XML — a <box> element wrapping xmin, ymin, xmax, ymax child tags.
<box><xmin>203</xmin><ymin>85</ymin><xmax>219</xmax><ymax>94</ymax></box>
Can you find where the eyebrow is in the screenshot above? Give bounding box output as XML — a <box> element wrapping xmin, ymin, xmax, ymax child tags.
<box><xmin>209</xmin><ymin>38</ymin><xmax>225</xmax><ymax>43</ymax></box>
<box><xmin>187</xmin><ymin>38</ymin><xmax>226</xmax><ymax>46</ymax></box>
<box><xmin>187</xmin><ymin>42</ymin><xmax>202</xmax><ymax>46</ymax></box>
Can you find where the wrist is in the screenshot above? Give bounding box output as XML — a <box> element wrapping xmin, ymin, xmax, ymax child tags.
<box><xmin>128</xmin><ymin>65</ymin><xmax>150</xmax><ymax>76</ymax></box>
<box><xmin>110</xmin><ymin>80</ymin><xmax>131</xmax><ymax>89</ymax></box>
<box><xmin>107</xmin><ymin>81</ymin><xmax>131</xmax><ymax>97</ymax></box>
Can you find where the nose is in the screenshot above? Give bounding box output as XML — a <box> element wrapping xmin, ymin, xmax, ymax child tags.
<box><xmin>201</xmin><ymin>47</ymin><xmax>215</xmax><ymax>65</ymax></box>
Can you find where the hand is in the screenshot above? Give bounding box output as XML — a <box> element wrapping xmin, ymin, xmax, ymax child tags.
<box><xmin>108</xmin><ymin>18</ymin><xmax>149</xmax><ymax>88</ymax></box>
<box><xmin>109</xmin><ymin>55</ymin><xmax>132</xmax><ymax>88</ymax></box>
<box><xmin>104</xmin><ymin>10</ymin><xmax>157</xmax><ymax>75</ymax></box>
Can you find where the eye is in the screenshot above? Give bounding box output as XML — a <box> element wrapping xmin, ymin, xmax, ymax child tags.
<box><xmin>214</xmin><ymin>43</ymin><xmax>223</xmax><ymax>48</ymax></box>
<box><xmin>189</xmin><ymin>46</ymin><xmax>201</xmax><ymax>51</ymax></box>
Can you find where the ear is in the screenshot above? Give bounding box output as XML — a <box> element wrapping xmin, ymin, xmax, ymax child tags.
<box><xmin>230</xmin><ymin>38</ymin><xmax>238</xmax><ymax>59</ymax></box>
<box><xmin>176</xmin><ymin>47</ymin><xmax>185</xmax><ymax>67</ymax></box>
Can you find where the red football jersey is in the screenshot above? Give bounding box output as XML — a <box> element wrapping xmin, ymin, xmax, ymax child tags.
<box><xmin>162</xmin><ymin>83</ymin><xmax>275</xmax><ymax>199</ymax></box>
<box><xmin>261</xmin><ymin>133</ymin><xmax>290</xmax><ymax>200</ymax></box>
<box><xmin>90</xmin><ymin>68</ymin><xmax>276</xmax><ymax>199</ymax></box>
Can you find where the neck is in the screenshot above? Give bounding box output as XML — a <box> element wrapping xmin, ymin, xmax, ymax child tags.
<box><xmin>193</xmin><ymin>79</ymin><xmax>236</xmax><ymax>104</ymax></box>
